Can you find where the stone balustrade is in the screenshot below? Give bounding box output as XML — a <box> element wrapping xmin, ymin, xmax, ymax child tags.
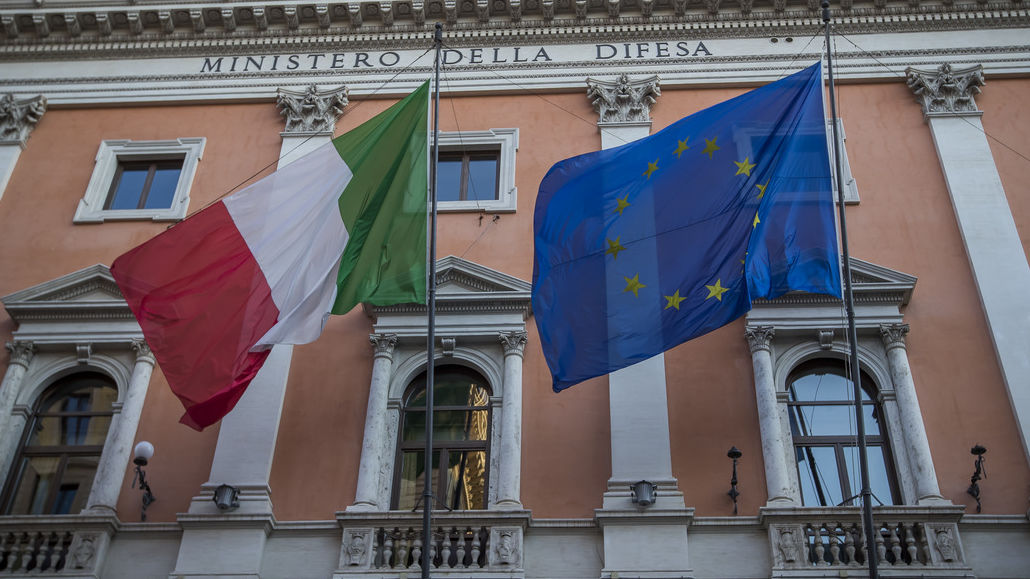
<box><xmin>762</xmin><ymin>505</ymin><xmax>974</xmax><ymax>578</ymax></box>
<box><xmin>0</xmin><ymin>514</ymin><xmax>118</xmax><ymax>577</ymax></box>
<box><xmin>335</xmin><ymin>509</ymin><xmax>530</xmax><ymax>578</ymax></box>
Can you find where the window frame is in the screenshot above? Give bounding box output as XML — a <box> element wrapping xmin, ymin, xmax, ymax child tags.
<box><xmin>786</xmin><ymin>360</ymin><xmax>901</xmax><ymax>507</ymax></box>
<box><xmin>434</xmin><ymin>129</ymin><xmax>518</xmax><ymax>213</ymax></box>
<box><xmin>0</xmin><ymin>373</ymin><xmax>117</xmax><ymax>516</ymax></box>
<box><xmin>73</xmin><ymin>138</ymin><xmax>205</xmax><ymax>223</ymax></box>
<box><xmin>391</xmin><ymin>366</ymin><xmax>493</xmax><ymax>511</ymax></box>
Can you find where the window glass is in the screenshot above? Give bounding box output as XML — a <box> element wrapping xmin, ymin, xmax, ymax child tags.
<box><xmin>145</xmin><ymin>166</ymin><xmax>183</xmax><ymax>209</ymax></box>
<box><xmin>2</xmin><ymin>373</ymin><xmax>116</xmax><ymax>515</ymax></box>
<box><xmin>108</xmin><ymin>166</ymin><xmax>150</xmax><ymax>209</ymax></box>
<box><xmin>105</xmin><ymin>160</ymin><xmax>183</xmax><ymax>211</ymax></box>
<box><xmin>434</xmin><ymin>151</ymin><xmax>500</xmax><ymax>202</ymax></box>
<box><xmin>437</xmin><ymin>156</ymin><xmax>464</xmax><ymax>202</ymax></box>
<box><xmin>466</xmin><ymin>156</ymin><xmax>499</xmax><ymax>201</ymax></box>
<box><xmin>395</xmin><ymin>366</ymin><xmax>491</xmax><ymax>511</ymax></box>
<box><xmin>796</xmin><ymin>446</ymin><xmax>844</xmax><ymax>507</ymax></box>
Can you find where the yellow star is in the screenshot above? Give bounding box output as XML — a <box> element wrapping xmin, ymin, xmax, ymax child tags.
<box><xmin>755</xmin><ymin>179</ymin><xmax>769</xmax><ymax>199</ymax></box>
<box><xmin>753</xmin><ymin>213</ymin><xmax>761</xmax><ymax>228</ymax></box>
<box><xmin>673</xmin><ymin>138</ymin><xmax>690</xmax><ymax>158</ymax></box>
<box><xmin>705</xmin><ymin>279</ymin><xmax>730</xmax><ymax>301</ymax></box>
<box><xmin>643</xmin><ymin>159</ymin><xmax>659</xmax><ymax>180</ymax></box>
<box><xmin>605</xmin><ymin>237</ymin><xmax>626</xmax><ymax>260</ymax></box>
<box><xmin>702</xmin><ymin>137</ymin><xmax>720</xmax><ymax>159</ymax></box>
<box><xmin>664</xmin><ymin>290</ymin><xmax>686</xmax><ymax>310</ymax></box>
<box><xmin>734</xmin><ymin>157</ymin><xmax>756</xmax><ymax>177</ymax></box>
<box><xmin>615</xmin><ymin>195</ymin><xmax>630</xmax><ymax>216</ymax></box>
<box><xmin>623</xmin><ymin>274</ymin><xmax>646</xmax><ymax>297</ymax></box>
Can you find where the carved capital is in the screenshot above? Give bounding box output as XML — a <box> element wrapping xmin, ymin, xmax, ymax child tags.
<box><xmin>276</xmin><ymin>85</ymin><xmax>349</xmax><ymax>135</ymax></box>
<box><xmin>499</xmin><ymin>331</ymin><xmax>528</xmax><ymax>357</ymax></box>
<box><xmin>369</xmin><ymin>333</ymin><xmax>398</xmax><ymax>359</ymax></box>
<box><xmin>0</xmin><ymin>94</ymin><xmax>47</xmax><ymax>147</ymax></box>
<box><xmin>5</xmin><ymin>340</ymin><xmax>36</xmax><ymax>368</ymax></box>
<box><xmin>131</xmin><ymin>339</ymin><xmax>156</xmax><ymax>365</ymax></box>
<box><xmin>880</xmin><ymin>323</ymin><xmax>910</xmax><ymax>351</ymax></box>
<box><xmin>745</xmin><ymin>326</ymin><xmax>775</xmax><ymax>353</ymax></box>
<box><xmin>586</xmin><ymin>74</ymin><xmax>660</xmax><ymax>125</ymax></box>
<box><xmin>905</xmin><ymin>63</ymin><xmax>984</xmax><ymax>117</ymax></box>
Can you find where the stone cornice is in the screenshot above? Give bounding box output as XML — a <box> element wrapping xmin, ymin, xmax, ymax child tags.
<box><xmin>0</xmin><ymin>1</ymin><xmax>1027</xmax><ymax>52</ymax></box>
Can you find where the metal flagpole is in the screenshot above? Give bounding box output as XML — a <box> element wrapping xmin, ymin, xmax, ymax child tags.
<box><xmin>822</xmin><ymin>2</ymin><xmax>879</xmax><ymax>577</ymax></box>
<box><xmin>421</xmin><ymin>21</ymin><xmax>444</xmax><ymax>579</ymax></box>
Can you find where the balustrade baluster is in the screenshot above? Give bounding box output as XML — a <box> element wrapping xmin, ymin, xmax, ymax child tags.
<box><xmin>34</xmin><ymin>532</ymin><xmax>53</xmax><ymax>572</ymax></box>
<box><xmin>859</xmin><ymin>524</ymin><xmax>870</xmax><ymax>567</ymax></box>
<box><xmin>443</xmin><ymin>527</ymin><xmax>455</xmax><ymax>569</ymax></box>
<box><xmin>470</xmin><ymin>527</ymin><xmax>482</xmax><ymax>569</ymax></box>
<box><xmin>904</xmin><ymin>524</ymin><xmax>920</xmax><ymax>565</ymax></box>
<box><xmin>19</xmin><ymin>532</ymin><xmax>36</xmax><ymax>573</ymax></box>
<box><xmin>813</xmin><ymin>524</ymin><xmax>826</xmax><ymax>565</ymax></box>
<box><xmin>398</xmin><ymin>531</ymin><xmax>411</xmax><ymax>569</ymax></box>
<box><xmin>829</xmin><ymin>524</ymin><xmax>842</xmax><ymax>565</ymax></box>
<box><xmin>919</xmin><ymin>525</ymin><xmax>931</xmax><ymax>567</ymax></box>
<box><xmin>875</xmin><ymin>525</ymin><xmax>887</xmax><ymax>565</ymax></box>
<box><xmin>410</xmin><ymin>536</ymin><xmax>422</xmax><ymax>571</ymax></box>
<box><xmin>801</xmin><ymin>524</ymin><xmax>812</xmax><ymax>564</ymax></box>
<box><xmin>0</xmin><ymin>532</ymin><xmax>12</xmax><ymax>573</ymax></box>
<box><xmin>383</xmin><ymin>530</ymin><xmax>395</xmax><ymax>569</ymax></box>
<box><xmin>455</xmin><ymin>527</ymin><xmax>468</xmax><ymax>568</ymax></box>
<box><xmin>372</xmin><ymin>529</ymin><xmax>383</xmax><ymax>568</ymax></box>
<box><xmin>429</xmin><ymin>528</ymin><xmax>439</xmax><ymax>568</ymax></box>
<box><xmin>889</xmin><ymin>524</ymin><xmax>903</xmax><ymax>565</ymax></box>
<box><xmin>845</xmin><ymin>524</ymin><xmax>858</xmax><ymax>566</ymax></box>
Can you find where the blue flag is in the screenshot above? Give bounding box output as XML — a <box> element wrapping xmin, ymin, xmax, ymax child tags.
<box><xmin>532</xmin><ymin>62</ymin><xmax>841</xmax><ymax>391</ymax></box>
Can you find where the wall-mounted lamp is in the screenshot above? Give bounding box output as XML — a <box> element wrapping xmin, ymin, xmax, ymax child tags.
<box><xmin>131</xmin><ymin>441</ymin><xmax>156</xmax><ymax>521</ymax></box>
<box><xmin>967</xmin><ymin>444</ymin><xmax>987</xmax><ymax>513</ymax></box>
<box><xmin>727</xmin><ymin>446</ymin><xmax>742</xmax><ymax>515</ymax></box>
<box><xmin>630</xmin><ymin>480</ymin><xmax>657</xmax><ymax>507</ymax></box>
<box><xmin>213</xmin><ymin>484</ymin><xmax>241</xmax><ymax>511</ymax></box>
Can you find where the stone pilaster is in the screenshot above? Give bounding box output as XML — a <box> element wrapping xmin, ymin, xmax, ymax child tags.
<box><xmin>276</xmin><ymin>84</ymin><xmax>348</xmax><ymax>166</ymax></box>
<box><xmin>907</xmin><ymin>63</ymin><xmax>1030</xmax><ymax>464</ymax></box>
<box><xmin>495</xmin><ymin>331</ymin><xmax>527</xmax><ymax>509</ymax></box>
<box><xmin>0</xmin><ymin>93</ymin><xmax>47</xmax><ymax>200</ymax></box>
<box><xmin>745</xmin><ymin>326</ymin><xmax>795</xmax><ymax>505</ymax></box>
<box><xmin>0</xmin><ymin>341</ymin><xmax>36</xmax><ymax>480</ymax></box>
<box><xmin>349</xmin><ymin>333</ymin><xmax>398</xmax><ymax>511</ymax></box>
<box><xmin>880</xmin><ymin>324</ymin><xmax>947</xmax><ymax>504</ymax></box>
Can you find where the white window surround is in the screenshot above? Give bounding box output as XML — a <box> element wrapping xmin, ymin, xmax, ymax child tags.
<box><xmin>73</xmin><ymin>137</ymin><xmax>206</xmax><ymax>223</ymax></box>
<box><xmin>347</xmin><ymin>256</ymin><xmax>531</xmax><ymax>513</ymax></box>
<box><xmin>433</xmin><ymin>128</ymin><xmax>518</xmax><ymax>213</ymax></box>
<box><xmin>745</xmin><ymin>257</ymin><xmax>947</xmax><ymax>507</ymax></box>
<box><xmin>0</xmin><ymin>264</ymin><xmax>154</xmax><ymax>520</ymax></box>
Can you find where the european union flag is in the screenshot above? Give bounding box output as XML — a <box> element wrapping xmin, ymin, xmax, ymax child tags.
<box><xmin>532</xmin><ymin>63</ymin><xmax>841</xmax><ymax>391</ymax></box>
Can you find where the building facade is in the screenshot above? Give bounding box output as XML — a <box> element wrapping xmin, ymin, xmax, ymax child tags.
<box><xmin>1</xmin><ymin>0</ymin><xmax>1029</xmax><ymax>577</ymax></box>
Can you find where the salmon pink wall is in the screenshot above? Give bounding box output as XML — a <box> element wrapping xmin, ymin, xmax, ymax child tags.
<box><xmin>979</xmin><ymin>78</ymin><xmax>1030</xmax><ymax>261</ymax></box>
<box><xmin>0</xmin><ymin>102</ymin><xmax>283</xmax><ymax>521</ymax></box>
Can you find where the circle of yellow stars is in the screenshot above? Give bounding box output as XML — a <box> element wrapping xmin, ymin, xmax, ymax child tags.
<box><xmin>605</xmin><ymin>131</ymin><xmax>768</xmax><ymax>311</ymax></box>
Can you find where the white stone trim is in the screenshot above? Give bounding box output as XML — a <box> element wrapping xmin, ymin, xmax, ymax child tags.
<box><xmin>434</xmin><ymin>128</ymin><xmax>518</xmax><ymax>213</ymax></box>
<box><xmin>827</xmin><ymin>118</ymin><xmax>859</xmax><ymax>205</ymax></box>
<box><xmin>72</xmin><ymin>137</ymin><xmax>205</xmax><ymax>223</ymax></box>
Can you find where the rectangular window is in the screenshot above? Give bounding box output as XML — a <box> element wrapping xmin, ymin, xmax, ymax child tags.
<box><xmin>74</xmin><ymin>138</ymin><xmax>205</xmax><ymax>223</ymax></box>
<box><xmin>434</xmin><ymin>129</ymin><xmax>518</xmax><ymax>212</ymax></box>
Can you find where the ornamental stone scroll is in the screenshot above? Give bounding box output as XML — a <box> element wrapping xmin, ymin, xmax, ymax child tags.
<box><xmin>276</xmin><ymin>84</ymin><xmax>349</xmax><ymax>135</ymax></box>
<box><xmin>586</xmin><ymin>74</ymin><xmax>660</xmax><ymax>126</ymax></box>
<box><xmin>905</xmin><ymin>63</ymin><xmax>984</xmax><ymax>117</ymax></box>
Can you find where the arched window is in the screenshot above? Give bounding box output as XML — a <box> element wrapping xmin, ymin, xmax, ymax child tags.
<box><xmin>787</xmin><ymin>360</ymin><xmax>899</xmax><ymax>507</ymax></box>
<box><xmin>1</xmin><ymin>373</ymin><xmax>117</xmax><ymax>515</ymax></box>
<box><xmin>393</xmin><ymin>366</ymin><xmax>491</xmax><ymax>511</ymax></box>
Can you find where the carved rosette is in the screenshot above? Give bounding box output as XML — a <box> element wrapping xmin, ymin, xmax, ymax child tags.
<box><xmin>131</xmin><ymin>339</ymin><xmax>156</xmax><ymax>365</ymax></box>
<box><xmin>0</xmin><ymin>93</ymin><xmax>46</xmax><ymax>146</ymax></box>
<box><xmin>745</xmin><ymin>326</ymin><xmax>775</xmax><ymax>353</ymax></box>
<box><xmin>586</xmin><ymin>74</ymin><xmax>660</xmax><ymax>125</ymax></box>
<box><xmin>5</xmin><ymin>340</ymin><xmax>36</xmax><ymax>368</ymax></box>
<box><xmin>340</xmin><ymin>528</ymin><xmax>373</xmax><ymax>568</ymax></box>
<box><xmin>369</xmin><ymin>333</ymin><xmax>398</xmax><ymax>359</ymax></box>
<box><xmin>276</xmin><ymin>85</ymin><xmax>349</xmax><ymax>135</ymax></box>
<box><xmin>499</xmin><ymin>331</ymin><xmax>528</xmax><ymax>357</ymax></box>
<box><xmin>905</xmin><ymin>63</ymin><xmax>984</xmax><ymax>117</ymax></box>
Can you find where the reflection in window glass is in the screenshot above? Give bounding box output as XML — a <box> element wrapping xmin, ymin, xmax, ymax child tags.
<box><xmin>435</xmin><ymin>151</ymin><xmax>499</xmax><ymax>202</ymax></box>
<box><xmin>1</xmin><ymin>374</ymin><xmax>116</xmax><ymax>515</ymax></box>
<box><xmin>395</xmin><ymin>366</ymin><xmax>491</xmax><ymax>510</ymax></box>
<box><xmin>105</xmin><ymin>159</ymin><xmax>184</xmax><ymax>211</ymax></box>
<box><xmin>788</xmin><ymin>361</ymin><xmax>898</xmax><ymax>507</ymax></box>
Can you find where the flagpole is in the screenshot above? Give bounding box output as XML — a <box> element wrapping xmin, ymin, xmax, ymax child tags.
<box><xmin>822</xmin><ymin>2</ymin><xmax>879</xmax><ymax>577</ymax></box>
<box><xmin>421</xmin><ymin>21</ymin><xmax>444</xmax><ymax>579</ymax></box>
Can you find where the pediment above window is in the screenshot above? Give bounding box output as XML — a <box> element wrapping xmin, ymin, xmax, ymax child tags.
<box><xmin>748</xmin><ymin>257</ymin><xmax>916</xmax><ymax>331</ymax></box>
<box><xmin>2</xmin><ymin>263</ymin><xmax>140</xmax><ymax>346</ymax></box>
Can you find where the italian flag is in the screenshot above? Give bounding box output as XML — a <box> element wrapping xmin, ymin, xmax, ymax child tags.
<box><xmin>112</xmin><ymin>82</ymin><xmax>429</xmax><ymax>430</ymax></box>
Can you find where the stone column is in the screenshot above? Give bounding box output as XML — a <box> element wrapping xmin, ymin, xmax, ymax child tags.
<box><xmin>495</xmin><ymin>331</ymin><xmax>527</xmax><ymax>509</ymax></box>
<box><xmin>86</xmin><ymin>340</ymin><xmax>155</xmax><ymax>514</ymax></box>
<box><xmin>0</xmin><ymin>341</ymin><xmax>35</xmax><ymax>479</ymax></box>
<box><xmin>880</xmin><ymin>324</ymin><xmax>947</xmax><ymax>504</ymax></box>
<box><xmin>349</xmin><ymin>333</ymin><xmax>398</xmax><ymax>511</ymax></box>
<box><xmin>907</xmin><ymin>63</ymin><xmax>1030</xmax><ymax>463</ymax></box>
<box><xmin>587</xmin><ymin>74</ymin><xmax>694</xmax><ymax>579</ymax></box>
<box><xmin>746</xmin><ymin>326</ymin><xmax>795</xmax><ymax>505</ymax></box>
<box><xmin>0</xmin><ymin>94</ymin><xmax>46</xmax><ymax>201</ymax></box>
<box><xmin>171</xmin><ymin>84</ymin><xmax>349</xmax><ymax>579</ymax></box>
